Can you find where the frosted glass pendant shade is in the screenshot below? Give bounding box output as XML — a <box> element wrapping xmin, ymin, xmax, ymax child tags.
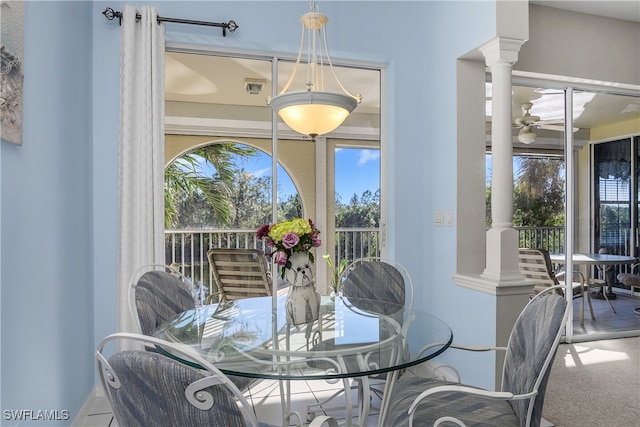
<box><xmin>269</xmin><ymin>2</ymin><xmax>361</xmax><ymax>140</ymax></box>
<box><xmin>270</xmin><ymin>90</ymin><xmax>358</xmax><ymax>138</ymax></box>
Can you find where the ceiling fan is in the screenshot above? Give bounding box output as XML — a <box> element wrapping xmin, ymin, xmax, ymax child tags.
<box><xmin>513</xmin><ymin>101</ymin><xmax>577</xmax><ymax>144</ymax></box>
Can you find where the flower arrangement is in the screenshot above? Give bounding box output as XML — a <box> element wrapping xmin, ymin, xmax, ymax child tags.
<box><xmin>257</xmin><ymin>218</ymin><xmax>321</xmax><ymax>279</ymax></box>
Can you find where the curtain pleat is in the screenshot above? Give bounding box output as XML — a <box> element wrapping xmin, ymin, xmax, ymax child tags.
<box><xmin>117</xmin><ymin>5</ymin><xmax>165</xmax><ymax>338</ymax></box>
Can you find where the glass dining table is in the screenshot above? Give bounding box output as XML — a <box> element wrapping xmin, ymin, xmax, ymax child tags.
<box><xmin>154</xmin><ymin>294</ymin><xmax>452</xmax><ymax>427</ymax></box>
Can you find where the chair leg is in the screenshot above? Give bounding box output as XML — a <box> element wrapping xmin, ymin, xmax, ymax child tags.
<box><xmin>585</xmin><ymin>288</ymin><xmax>596</xmax><ymax>321</ymax></box>
<box><xmin>601</xmin><ymin>288</ymin><xmax>617</xmax><ymax>314</ymax></box>
<box><xmin>307</xmin><ymin>379</ymin><xmax>359</xmax><ymax>425</ymax></box>
<box><xmin>579</xmin><ymin>291</ymin><xmax>585</xmax><ymax>326</ymax></box>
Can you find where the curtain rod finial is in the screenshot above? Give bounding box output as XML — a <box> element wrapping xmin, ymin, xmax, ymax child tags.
<box><xmin>102</xmin><ymin>7</ymin><xmax>123</xmax><ymax>25</ymax></box>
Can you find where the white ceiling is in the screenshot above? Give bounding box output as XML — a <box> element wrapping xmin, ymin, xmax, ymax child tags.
<box><xmin>165</xmin><ymin>52</ymin><xmax>381</xmax><ymax>114</ymax></box>
<box><xmin>166</xmin><ymin>2</ymin><xmax>640</xmax><ymax>145</ymax></box>
<box><xmin>531</xmin><ymin>1</ymin><xmax>640</xmax><ymax>23</ymax></box>
<box><xmin>487</xmin><ymin>85</ymin><xmax>640</xmax><ymax>146</ymax></box>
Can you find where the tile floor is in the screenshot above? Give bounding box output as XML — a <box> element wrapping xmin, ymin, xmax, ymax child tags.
<box><xmin>79</xmin><ymin>292</ymin><xmax>640</xmax><ymax>427</ymax></box>
<box><xmin>572</xmin><ymin>291</ymin><xmax>640</xmax><ymax>338</ymax></box>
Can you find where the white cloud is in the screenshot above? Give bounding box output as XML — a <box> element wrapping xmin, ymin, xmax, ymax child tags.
<box><xmin>358</xmin><ymin>149</ymin><xmax>380</xmax><ymax>166</ymax></box>
<box><xmin>251</xmin><ymin>167</ymin><xmax>271</xmax><ymax>178</ymax></box>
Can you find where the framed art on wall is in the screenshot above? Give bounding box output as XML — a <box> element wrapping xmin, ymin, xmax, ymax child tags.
<box><xmin>1</xmin><ymin>1</ymin><xmax>24</xmax><ymax>145</ymax></box>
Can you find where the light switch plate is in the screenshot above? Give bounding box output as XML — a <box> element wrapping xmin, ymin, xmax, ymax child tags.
<box><xmin>434</xmin><ymin>210</ymin><xmax>443</xmax><ymax>226</ymax></box>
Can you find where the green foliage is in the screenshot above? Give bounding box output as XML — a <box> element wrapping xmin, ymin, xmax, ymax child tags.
<box><xmin>166</xmin><ymin>143</ymin><xmax>380</xmax><ymax>232</ymax></box>
<box><xmin>336</xmin><ymin>189</ymin><xmax>380</xmax><ymax>227</ymax></box>
<box><xmin>164</xmin><ymin>143</ymin><xmax>257</xmax><ymax>228</ymax></box>
<box><xmin>486</xmin><ymin>156</ymin><xmax>565</xmax><ymax>227</ymax></box>
<box><xmin>513</xmin><ymin>157</ymin><xmax>565</xmax><ymax>226</ymax></box>
<box><xmin>279</xmin><ymin>194</ymin><xmax>303</xmax><ymax>221</ymax></box>
<box><xmin>227</xmin><ymin>171</ymin><xmax>272</xmax><ymax>228</ymax></box>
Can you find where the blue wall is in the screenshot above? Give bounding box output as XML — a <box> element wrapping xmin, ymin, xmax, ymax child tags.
<box><xmin>1</xmin><ymin>1</ymin><xmax>496</xmax><ymax>424</ymax></box>
<box><xmin>1</xmin><ymin>2</ymin><xmax>94</xmax><ymax>425</ymax></box>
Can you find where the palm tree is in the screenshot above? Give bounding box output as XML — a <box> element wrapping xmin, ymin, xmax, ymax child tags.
<box><xmin>164</xmin><ymin>142</ymin><xmax>257</xmax><ymax>228</ymax></box>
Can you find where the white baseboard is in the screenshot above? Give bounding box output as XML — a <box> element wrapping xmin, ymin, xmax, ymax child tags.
<box><xmin>71</xmin><ymin>386</ymin><xmax>101</xmax><ymax>427</ymax></box>
<box><xmin>541</xmin><ymin>417</ymin><xmax>555</xmax><ymax>427</ymax></box>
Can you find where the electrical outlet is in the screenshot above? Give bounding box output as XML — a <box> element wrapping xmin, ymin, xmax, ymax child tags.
<box><xmin>446</xmin><ymin>210</ymin><xmax>453</xmax><ymax>226</ymax></box>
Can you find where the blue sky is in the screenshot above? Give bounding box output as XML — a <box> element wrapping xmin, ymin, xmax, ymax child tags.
<box><xmin>238</xmin><ymin>147</ymin><xmax>380</xmax><ymax>201</ymax></box>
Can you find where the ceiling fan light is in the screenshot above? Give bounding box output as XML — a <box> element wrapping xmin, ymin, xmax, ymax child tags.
<box><xmin>270</xmin><ymin>91</ymin><xmax>357</xmax><ymax>137</ymax></box>
<box><xmin>518</xmin><ymin>128</ymin><xmax>537</xmax><ymax>144</ymax></box>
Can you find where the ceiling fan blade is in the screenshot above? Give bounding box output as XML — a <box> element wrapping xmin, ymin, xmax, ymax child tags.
<box><xmin>537</xmin><ymin>119</ymin><xmax>564</xmax><ymax>125</ymax></box>
<box><xmin>538</xmin><ymin>124</ymin><xmax>579</xmax><ymax>132</ymax></box>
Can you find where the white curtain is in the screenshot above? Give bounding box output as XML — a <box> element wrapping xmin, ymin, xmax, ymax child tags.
<box><xmin>117</xmin><ymin>5</ymin><xmax>165</xmax><ymax>335</ymax></box>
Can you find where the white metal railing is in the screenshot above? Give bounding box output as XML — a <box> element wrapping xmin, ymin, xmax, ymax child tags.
<box><xmin>165</xmin><ymin>226</ymin><xmax>566</xmax><ymax>296</ymax></box>
<box><xmin>164</xmin><ymin>227</ymin><xmax>381</xmax><ymax>296</ymax></box>
<box><xmin>515</xmin><ymin>226</ymin><xmax>565</xmax><ymax>253</ymax></box>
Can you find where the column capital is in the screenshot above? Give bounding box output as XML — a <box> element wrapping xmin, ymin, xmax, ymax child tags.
<box><xmin>479</xmin><ymin>37</ymin><xmax>526</xmax><ymax>68</ymax></box>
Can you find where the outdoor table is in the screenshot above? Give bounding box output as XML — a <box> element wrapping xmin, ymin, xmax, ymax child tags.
<box><xmin>550</xmin><ymin>253</ymin><xmax>636</xmax><ymax>299</ymax></box>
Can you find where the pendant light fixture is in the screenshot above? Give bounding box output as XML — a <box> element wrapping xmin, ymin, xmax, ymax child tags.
<box><xmin>269</xmin><ymin>0</ymin><xmax>362</xmax><ymax>141</ymax></box>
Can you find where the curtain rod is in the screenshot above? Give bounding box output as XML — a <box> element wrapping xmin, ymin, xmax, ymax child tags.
<box><xmin>102</xmin><ymin>7</ymin><xmax>238</xmax><ymax>37</ymax></box>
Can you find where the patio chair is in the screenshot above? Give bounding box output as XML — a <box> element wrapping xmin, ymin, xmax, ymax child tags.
<box><xmin>96</xmin><ymin>332</ymin><xmax>338</xmax><ymax>427</ymax></box>
<box><xmin>617</xmin><ymin>262</ymin><xmax>640</xmax><ymax>297</ymax></box>
<box><xmin>518</xmin><ymin>247</ymin><xmax>594</xmax><ymax>325</ymax></box>
<box><xmin>306</xmin><ymin>257</ymin><xmax>414</xmax><ymax>423</ymax></box>
<box><xmin>128</xmin><ymin>264</ymin><xmax>197</xmax><ymax>336</ymax></box>
<box><xmin>207</xmin><ymin>248</ymin><xmax>272</xmax><ymax>303</ymax></box>
<box><xmin>384</xmin><ymin>284</ymin><xmax>569</xmax><ymax>427</ymax></box>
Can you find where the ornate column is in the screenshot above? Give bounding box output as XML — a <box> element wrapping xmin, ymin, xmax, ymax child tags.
<box><xmin>479</xmin><ymin>37</ymin><xmax>531</xmax><ymax>389</ymax></box>
<box><xmin>480</xmin><ymin>37</ymin><xmax>526</xmax><ymax>286</ymax></box>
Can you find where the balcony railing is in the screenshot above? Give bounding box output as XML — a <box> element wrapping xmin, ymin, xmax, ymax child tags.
<box><xmin>165</xmin><ymin>226</ymin><xmax>566</xmax><ymax>297</ymax></box>
<box><xmin>165</xmin><ymin>227</ymin><xmax>381</xmax><ymax>296</ymax></box>
<box><xmin>516</xmin><ymin>226</ymin><xmax>565</xmax><ymax>253</ymax></box>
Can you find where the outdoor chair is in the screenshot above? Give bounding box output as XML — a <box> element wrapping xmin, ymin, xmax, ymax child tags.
<box><xmin>384</xmin><ymin>285</ymin><xmax>569</xmax><ymax>427</ymax></box>
<box><xmin>96</xmin><ymin>332</ymin><xmax>338</xmax><ymax>427</ymax></box>
<box><xmin>518</xmin><ymin>247</ymin><xmax>594</xmax><ymax>325</ymax></box>
<box><xmin>128</xmin><ymin>264</ymin><xmax>197</xmax><ymax>336</ymax></box>
<box><xmin>617</xmin><ymin>262</ymin><xmax>640</xmax><ymax>297</ymax></box>
<box><xmin>207</xmin><ymin>248</ymin><xmax>272</xmax><ymax>303</ymax></box>
<box><xmin>307</xmin><ymin>257</ymin><xmax>415</xmax><ymax>423</ymax></box>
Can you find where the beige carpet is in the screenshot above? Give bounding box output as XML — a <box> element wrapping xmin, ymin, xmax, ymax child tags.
<box><xmin>543</xmin><ymin>337</ymin><xmax>640</xmax><ymax>427</ymax></box>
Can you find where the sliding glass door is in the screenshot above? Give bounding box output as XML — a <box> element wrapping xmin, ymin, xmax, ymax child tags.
<box><xmin>593</xmin><ymin>138</ymin><xmax>632</xmax><ymax>257</ymax></box>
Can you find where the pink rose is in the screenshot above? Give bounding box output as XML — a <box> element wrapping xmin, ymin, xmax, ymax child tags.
<box><xmin>274</xmin><ymin>251</ymin><xmax>288</xmax><ymax>265</ymax></box>
<box><xmin>282</xmin><ymin>232</ymin><xmax>300</xmax><ymax>249</ymax></box>
<box><xmin>312</xmin><ymin>237</ymin><xmax>322</xmax><ymax>247</ymax></box>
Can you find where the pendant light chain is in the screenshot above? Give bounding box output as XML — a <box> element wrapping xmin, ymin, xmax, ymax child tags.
<box><xmin>279</xmin><ymin>24</ymin><xmax>306</xmax><ymax>95</ymax></box>
<box><xmin>321</xmin><ymin>20</ymin><xmax>361</xmax><ymax>102</ymax></box>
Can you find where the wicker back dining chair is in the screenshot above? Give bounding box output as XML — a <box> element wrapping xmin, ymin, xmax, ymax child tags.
<box><xmin>340</xmin><ymin>257</ymin><xmax>414</xmax><ymax>315</ymax></box>
<box><xmin>96</xmin><ymin>332</ymin><xmax>338</xmax><ymax>427</ymax></box>
<box><xmin>129</xmin><ymin>264</ymin><xmax>196</xmax><ymax>336</ymax></box>
<box><xmin>307</xmin><ymin>257</ymin><xmax>414</xmax><ymax>423</ymax></box>
<box><xmin>384</xmin><ymin>285</ymin><xmax>569</xmax><ymax>427</ymax></box>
